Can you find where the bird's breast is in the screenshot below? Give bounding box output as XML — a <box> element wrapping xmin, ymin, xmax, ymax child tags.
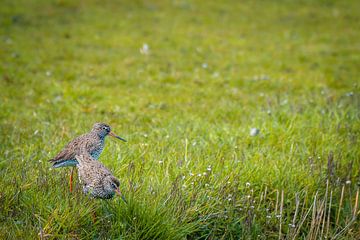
<box><xmin>90</xmin><ymin>141</ymin><xmax>104</xmax><ymax>160</ymax></box>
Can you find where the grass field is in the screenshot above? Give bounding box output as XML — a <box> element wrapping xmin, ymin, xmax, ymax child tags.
<box><xmin>1</xmin><ymin>0</ymin><xmax>359</xmax><ymax>239</ymax></box>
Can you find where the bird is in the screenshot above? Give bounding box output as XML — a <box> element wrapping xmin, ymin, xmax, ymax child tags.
<box><xmin>75</xmin><ymin>153</ymin><xmax>126</xmax><ymax>201</ymax></box>
<box><xmin>49</xmin><ymin>123</ymin><xmax>126</xmax><ymax>192</ymax></box>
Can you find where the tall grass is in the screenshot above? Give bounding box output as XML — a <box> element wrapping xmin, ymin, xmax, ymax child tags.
<box><xmin>1</xmin><ymin>0</ymin><xmax>359</xmax><ymax>239</ymax></box>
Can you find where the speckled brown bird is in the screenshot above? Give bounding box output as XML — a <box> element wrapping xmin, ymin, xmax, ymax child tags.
<box><xmin>49</xmin><ymin>123</ymin><xmax>126</xmax><ymax>192</ymax></box>
<box><xmin>75</xmin><ymin>153</ymin><xmax>126</xmax><ymax>201</ymax></box>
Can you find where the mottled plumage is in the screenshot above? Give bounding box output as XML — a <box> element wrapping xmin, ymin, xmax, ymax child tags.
<box><xmin>49</xmin><ymin>123</ymin><xmax>126</xmax><ymax>168</ymax></box>
<box><xmin>75</xmin><ymin>153</ymin><xmax>124</xmax><ymax>200</ymax></box>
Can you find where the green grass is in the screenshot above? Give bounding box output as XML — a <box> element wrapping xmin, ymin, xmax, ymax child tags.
<box><xmin>1</xmin><ymin>0</ymin><xmax>359</xmax><ymax>239</ymax></box>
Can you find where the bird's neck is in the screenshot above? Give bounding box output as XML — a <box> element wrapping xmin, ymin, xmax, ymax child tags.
<box><xmin>99</xmin><ymin>134</ymin><xmax>106</xmax><ymax>141</ymax></box>
<box><xmin>91</xmin><ymin>131</ymin><xmax>106</xmax><ymax>140</ymax></box>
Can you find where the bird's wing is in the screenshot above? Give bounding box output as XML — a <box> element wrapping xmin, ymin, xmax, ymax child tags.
<box><xmin>49</xmin><ymin>134</ymin><xmax>88</xmax><ymax>163</ymax></box>
<box><xmin>84</xmin><ymin>139</ymin><xmax>98</xmax><ymax>155</ymax></box>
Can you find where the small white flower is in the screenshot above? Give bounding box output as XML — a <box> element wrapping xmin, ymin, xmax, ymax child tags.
<box><xmin>205</xmin><ymin>183</ymin><xmax>209</xmax><ymax>187</ymax></box>
<box><xmin>250</xmin><ymin>128</ymin><xmax>260</xmax><ymax>136</ymax></box>
<box><xmin>197</xmin><ymin>173</ymin><xmax>202</xmax><ymax>177</ymax></box>
<box><xmin>227</xmin><ymin>198</ymin><xmax>232</xmax><ymax>201</ymax></box>
<box><xmin>227</xmin><ymin>181</ymin><xmax>231</xmax><ymax>184</ymax></box>
<box><xmin>212</xmin><ymin>72</ymin><xmax>220</xmax><ymax>78</ymax></box>
<box><xmin>280</xmin><ymin>99</ymin><xmax>288</xmax><ymax>105</ymax></box>
<box><xmin>266</xmin><ymin>215</ymin><xmax>271</xmax><ymax>219</ymax></box>
<box><xmin>140</xmin><ymin>43</ymin><xmax>150</xmax><ymax>55</ymax></box>
<box><xmin>261</xmin><ymin>74</ymin><xmax>270</xmax><ymax>80</ymax></box>
<box><xmin>203</xmin><ymin>172</ymin><xmax>207</xmax><ymax>176</ymax></box>
<box><xmin>207</xmin><ymin>166</ymin><xmax>212</xmax><ymax>171</ymax></box>
<box><xmin>158</xmin><ymin>160</ymin><xmax>163</xmax><ymax>164</ymax></box>
<box><xmin>246</xmin><ymin>182</ymin><xmax>251</xmax><ymax>187</ymax></box>
<box><xmin>346</xmin><ymin>180</ymin><xmax>351</xmax><ymax>185</ymax></box>
<box><xmin>276</xmin><ymin>214</ymin><xmax>282</xmax><ymax>218</ymax></box>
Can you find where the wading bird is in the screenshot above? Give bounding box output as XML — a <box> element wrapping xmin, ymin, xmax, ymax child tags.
<box><xmin>49</xmin><ymin>123</ymin><xmax>126</xmax><ymax>192</ymax></box>
<box><xmin>75</xmin><ymin>153</ymin><xmax>126</xmax><ymax>201</ymax></box>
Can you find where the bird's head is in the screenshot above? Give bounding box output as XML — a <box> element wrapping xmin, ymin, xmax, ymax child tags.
<box><xmin>104</xmin><ymin>176</ymin><xmax>122</xmax><ymax>196</ymax></box>
<box><xmin>92</xmin><ymin>123</ymin><xmax>126</xmax><ymax>142</ymax></box>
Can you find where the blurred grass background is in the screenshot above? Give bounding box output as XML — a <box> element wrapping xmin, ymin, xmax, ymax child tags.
<box><xmin>0</xmin><ymin>0</ymin><xmax>359</xmax><ymax>239</ymax></box>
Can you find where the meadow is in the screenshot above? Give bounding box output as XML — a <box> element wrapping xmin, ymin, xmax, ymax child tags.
<box><xmin>0</xmin><ymin>0</ymin><xmax>359</xmax><ymax>239</ymax></box>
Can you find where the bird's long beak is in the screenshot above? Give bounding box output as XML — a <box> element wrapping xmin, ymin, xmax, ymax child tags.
<box><xmin>115</xmin><ymin>188</ymin><xmax>127</xmax><ymax>203</ymax></box>
<box><xmin>114</xmin><ymin>188</ymin><xmax>122</xmax><ymax>196</ymax></box>
<box><xmin>109</xmin><ymin>131</ymin><xmax>127</xmax><ymax>142</ymax></box>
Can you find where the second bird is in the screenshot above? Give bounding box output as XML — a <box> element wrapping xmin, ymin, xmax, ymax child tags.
<box><xmin>75</xmin><ymin>152</ymin><xmax>126</xmax><ymax>201</ymax></box>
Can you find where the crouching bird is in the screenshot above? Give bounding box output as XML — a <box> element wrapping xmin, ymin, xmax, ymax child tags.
<box><xmin>75</xmin><ymin>153</ymin><xmax>127</xmax><ymax>202</ymax></box>
<box><xmin>48</xmin><ymin>123</ymin><xmax>126</xmax><ymax>192</ymax></box>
